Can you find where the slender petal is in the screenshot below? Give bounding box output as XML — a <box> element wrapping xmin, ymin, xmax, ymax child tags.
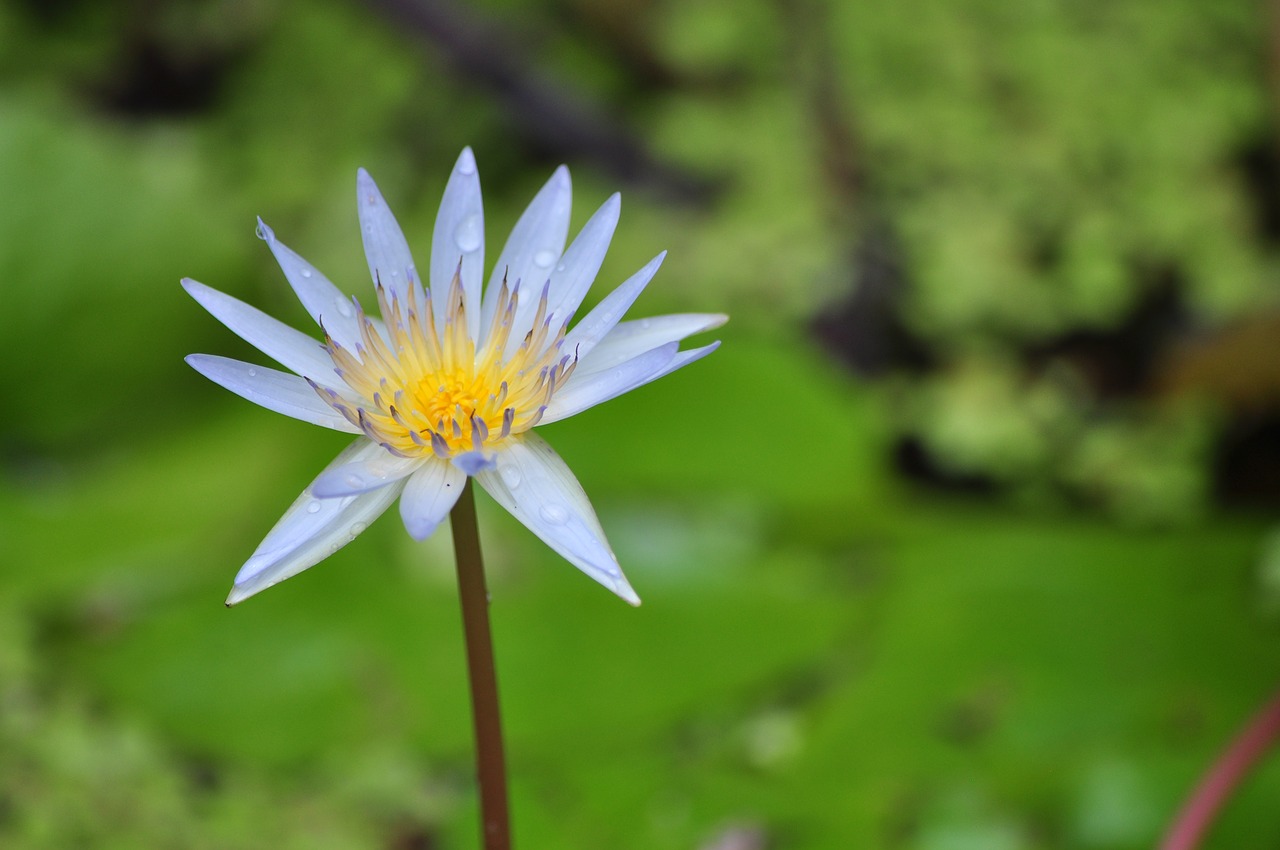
<box><xmin>639</xmin><ymin>340</ymin><xmax>721</xmax><ymax>384</ymax></box>
<box><xmin>515</xmin><ymin>194</ymin><xmax>618</xmax><ymax>355</ymax></box>
<box><xmin>475</xmin><ymin>433</ymin><xmax>639</xmax><ymax>604</ymax></box>
<box><xmin>578</xmin><ymin>313</ymin><xmax>728</xmax><ymax>374</ymax></box>
<box><xmin>480</xmin><ymin>165</ymin><xmax>572</xmax><ymax>344</ymax></box>
<box><xmin>540</xmin><ymin>342</ymin><xmax>678</xmax><ymax>425</ymax></box>
<box><xmin>312</xmin><ymin>452</ymin><xmax>423</xmax><ymax>498</ymax></box>
<box><xmin>399</xmin><ymin>459</ymin><xmax>467</xmax><ymax>540</ymax></box>
<box><xmin>357</xmin><ymin>168</ymin><xmax>426</xmax><ymax>309</ymax></box>
<box><xmin>227</xmin><ymin>440</ymin><xmax>404</xmax><ymax>605</ymax></box>
<box><xmin>182</xmin><ymin>279</ymin><xmax>335</xmax><ymax>379</ymax></box>
<box><xmin>255</xmin><ymin>219</ymin><xmax>363</xmax><ymax>351</ymax></box>
<box><xmin>430</xmin><ymin>147</ymin><xmax>484</xmax><ymax>338</ymax></box>
<box><xmin>562</xmin><ymin>252</ymin><xmax>665</xmax><ymax>360</ymax></box>
<box><xmin>185</xmin><ymin>355</ymin><xmax>360</xmax><ymax>433</ymax></box>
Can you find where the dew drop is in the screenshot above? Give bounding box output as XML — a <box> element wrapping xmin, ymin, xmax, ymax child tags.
<box><xmin>499</xmin><ymin>464</ymin><xmax>522</xmax><ymax>488</ymax></box>
<box><xmin>555</xmin><ymin>262</ymin><xmax>566</xmax><ymax>272</ymax></box>
<box><xmin>336</xmin><ymin>298</ymin><xmax>355</xmax><ymax>318</ymax></box>
<box><xmin>306</xmin><ymin>500</ymin><xmax>322</xmax><ymax>514</ymax></box>
<box><xmin>345</xmin><ymin>473</ymin><xmax>364</xmax><ymax>489</ymax></box>
<box><xmin>638</xmin><ymin>319</ymin><xmax>651</xmax><ymax>330</ymax></box>
<box><xmin>539</xmin><ymin>503</ymin><xmax>568</xmax><ymax>525</ymax></box>
<box><xmin>300</xmin><ymin>267</ymin><xmax>313</xmax><ymax>279</ymax></box>
<box><xmin>349</xmin><ymin>521</ymin><xmax>368</xmax><ymax>536</ymax></box>
<box><xmin>533</xmin><ymin>249</ymin><xmax>556</xmax><ymax>268</ymax></box>
<box><xmin>255</xmin><ymin>222</ymin><xmax>269</xmax><ymax>240</ymax></box>
<box><xmin>454</xmin><ymin>215</ymin><xmax>482</xmax><ymax>252</ymax></box>
<box><xmin>247</xmin><ymin>367</ymin><xmax>257</xmax><ymax>377</ymax></box>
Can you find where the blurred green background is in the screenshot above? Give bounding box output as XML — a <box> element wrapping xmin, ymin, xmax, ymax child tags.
<box><xmin>3</xmin><ymin>0</ymin><xmax>1280</xmax><ymax>847</ymax></box>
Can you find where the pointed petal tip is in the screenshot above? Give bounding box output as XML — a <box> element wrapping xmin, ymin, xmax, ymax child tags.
<box><xmin>615</xmin><ymin>579</ymin><xmax>641</xmax><ymax>606</ymax></box>
<box><xmin>255</xmin><ymin>217</ymin><xmax>274</xmax><ymax>242</ymax></box>
<box><xmin>457</xmin><ymin>147</ymin><xmax>476</xmax><ymax>171</ymax></box>
<box><xmin>224</xmin><ymin>584</ymin><xmax>250</xmax><ymax>606</ymax></box>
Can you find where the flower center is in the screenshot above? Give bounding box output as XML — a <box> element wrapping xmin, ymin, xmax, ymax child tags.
<box><xmin>311</xmin><ymin>272</ymin><xmax>576</xmax><ymax>461</ymax></box>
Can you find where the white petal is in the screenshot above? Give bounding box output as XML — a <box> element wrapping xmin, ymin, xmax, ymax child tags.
<box><xmin>637</xmin><ymin>340</ymin><xmax>720</xmax><ymax>384</ymax></box>
<box><xmin>186</xmin><ymin>355</ymin><xmax>361</xmax><ymax>433</ymax></box>
<box><xmin>227</xmin><ymin>439</ymin><xmax>403</xmax><ymax>604</ymax></box>
<box><xmin>356</xmin><ymin>168</ymin><xmax>426</xmax><ymax>309</ymax></box>
<box><xmin>540</xmin><ymin>342</ymin><xmax>678</xmax><ymax>425</ymax></box>
<box><xmin>562</xmin><ymin>252</ymin><xmax>665</xmax><ymax>360</ymax></box>
<box><xmin>312</xmin><ymin>452</ymin><xmax>423</xmax><ymax>498</ymax></box>
<box><xmin>399</xmin><ymin>459</ymin><xmax>467</xmax><ymax>540</ymax></box>
<box><xmin>256</xmin><ymin>219</ymin><xmax>363</xmax><ymax>351</ymax></box>
<box><xmin>480</xmin><ymin>165</ymin><xmax>572</xmax><ymax>345</ymax></box>
<box><xmin>532</xmin><ymin>194</ymin><xmax>620</xmax><ymax>344</ymax></box>
<box><xmin>475</xmin><ymin>433</ymin><xmax>639</xmax><ymax>604</ymax></box>
<box><xmin>182</xmin><ymin>278</ymin><xmax>336</xmax><ymax>379</ymax></box>
<box><xmin>579</xmin><ymin>313</ymin><xmax>728</xmax><ymax>375</ymax></box>
<box><xmin>430</xmin><ymin>148</ymin><xmax>484</xmax><ymax>340</ymax></box>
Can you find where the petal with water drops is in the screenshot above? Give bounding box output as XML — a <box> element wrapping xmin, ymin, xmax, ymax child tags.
<box><xmin>476</xmin><ymin>432</ymin><xmax>639</xmax><ymax>604</ymax></box>
<box><xmin>185</xmin><ymin>355</ymin><xmax>360</xmax><ymax>433</ymax></box>
<box><xmin>227</xmin><ymin>439</ymin><xmax>404</xmax><ymax>604</ymax></box>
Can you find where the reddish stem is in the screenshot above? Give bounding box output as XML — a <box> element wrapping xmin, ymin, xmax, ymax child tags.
<box><xmin>450</xmin><ymin>479</ymin><xmax>511</xmax><ymax>850</ymax></box>
<box><xmin>1160</xmin><ymin>688</ymin><xmax>1280</xmax><ymax>850</ymax></box>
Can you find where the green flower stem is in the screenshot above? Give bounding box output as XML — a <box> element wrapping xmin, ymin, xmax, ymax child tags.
<box><xmin>1160</xmin><ymin>687</ymin><xmax>1280</xmax><ymax>850</ymax></box>
<box><xmin>450</xmin><ymin>479</ymin><xmax>511</xmax><ymax>850</ymax></box>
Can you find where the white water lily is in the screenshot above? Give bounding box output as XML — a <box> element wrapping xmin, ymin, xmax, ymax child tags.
<box><xmin>186</xmin><ymin>149</ymin><xmax>725</xmax><ymax>606</ymax></box>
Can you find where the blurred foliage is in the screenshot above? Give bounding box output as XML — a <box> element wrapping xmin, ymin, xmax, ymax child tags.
<box><xmin>2</xmin><ymin>0</ymin><xmax>1280</xmax><ymax>848</ymax></box>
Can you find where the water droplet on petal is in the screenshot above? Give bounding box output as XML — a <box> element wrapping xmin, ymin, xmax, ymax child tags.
<box><xmin>533</xmin><ymin>249</ymin><xmax>556</xmax><ymax>268</ymax></box>
<box><xmin>454</xmin><ymin>215</ymin><xmax>482</xmax><ymax>253</ymax></box>
<box><xmin>555</xmin><ymin>262</ymin><xmax>566</xmax><ymax>272</ymax></box>
<box><xmin>300</xmin><ymin>267</ymin><xmax>313</xmax><ymax>279</ymax></box>
<box><xmin>336</xmin><ymin>298</ymin><xmax>355</xmax><ymax>318</ymax></box>
<box><xmin>247</xmin><ymin>367</ymin><xmax>257</xmax><ymax>377</ymax></box>
<box><xmin>638</xmin><ymin>319</ymin><xmax>651</xmax><ymax>330</ymax></box>
<box><xmin>539</xmin><ymin>503</ymin><xmax>568</xmax><ymax>525</ymax></box>
<box><xmin>499</xmin><ymin>465</ymin><xmax>522</xmax><ymax>488</ymax></box>
<box><xmin>345</xmin><ymin>473</ymin><xmax>363</xmax><ymax>488</ymax></box>
<box><xmin>350</xmin><ymin>521</ymin><xmax>368</xmax><ymax>536</ymax></box>
<box><xmin>306</xmin><ymin>500</ymin><xmax>322</xmax><ymax>514</ymax></box>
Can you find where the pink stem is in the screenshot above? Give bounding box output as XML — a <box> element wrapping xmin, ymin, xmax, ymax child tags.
<box><xmin>1159</xmin><ymin>688</ymin><xmax>1280</xmax><ymax>850</ymax></box>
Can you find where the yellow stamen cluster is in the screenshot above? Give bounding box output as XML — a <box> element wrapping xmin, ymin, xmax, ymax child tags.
<box><xmin>312</xmin><ymin>272</ymin><xmax>576</xmax><ymax>460</ymax></box>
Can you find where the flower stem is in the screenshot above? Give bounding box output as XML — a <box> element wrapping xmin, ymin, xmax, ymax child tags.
<box><xmin>1159</xmin><ymin>687</ymin><xmax>1280</xmax><ymax>850</ymax></box>
<box><xmin>449</xmin><ymin>479</ymin><xmax>511</xmax><ymax>850</ymax></box>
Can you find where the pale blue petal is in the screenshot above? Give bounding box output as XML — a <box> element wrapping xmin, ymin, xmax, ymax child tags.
<box><xmin>480</xmin><ymin>165</ymin><xmax>572</xmax><ymax>345</ymax></box>
<box><xmin>185</xmin><ymin>355</ymin><xmax>360</xmax><ymax>433</ymax></box>
<box><xmin>579</xmin><ymin>313</ymin><xmax>728</xmax><ymax>374</ymax></box>
<box><xmin>475</xmin><ymin>433</ymin><xmax>639</xmax><ymax>604</ymax></box>
<box><xmin>399</xmin><ymin>459</ymin><xmax>467</xmax><ymax>540</ymax></box>
<box><xmin>561</xmin><ymin>252</ymin><xmax>666</xmax><ymax>360</ymax></box>
<box><xmin>182</xmin><ymin>278</ymin><xmax>336</xmax><ymax>379</ymax></box>
<box><xmin>312</xmin><ymin>452</ymin><xmax>423</xmax><ymax>498</ymax></box>
<box><xmin>508</xmin><ymin>194</ymin><xmax>618</xmax><ymax>359</ymax></box>
<box><xmin>539</xmin><ymin>342</ymin><xmax>678</xmax><ymax>425</ymax></box>
<box><xmin>256</xmin><ymin>219</ymin><xmax>363</xmax><ymax>351</ymax></box>
<box><xmin>430</xmin><ymin>148</ymin><xmax>484</xmax><ymax>339</ymax></box>
<box><xmin>357</xmin><ymin>168</ymin><xmax>427</xmax><ymax>310</ymax></box>
<box><xmin>227</xmin><ymin>439</ymin><xmax>403</xmax><ymax>604</ymax></box>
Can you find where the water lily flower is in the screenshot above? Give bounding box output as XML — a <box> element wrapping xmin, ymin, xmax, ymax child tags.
<box><xmin>185</xmin><ymin>149</ymin><xmax>725</xmax><ymax>606</ymax></box>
